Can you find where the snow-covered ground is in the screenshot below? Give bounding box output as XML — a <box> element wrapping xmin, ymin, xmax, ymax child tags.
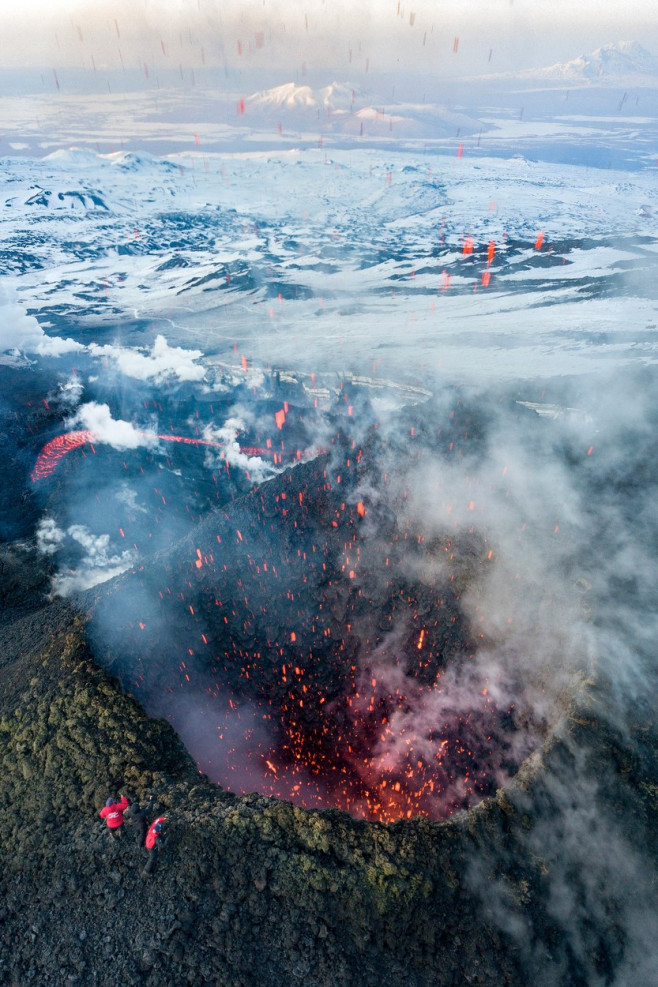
<box><xmin>2</xmin><ymin>134</ymin><xmax>657</xmax><ymax>384</ymax></box>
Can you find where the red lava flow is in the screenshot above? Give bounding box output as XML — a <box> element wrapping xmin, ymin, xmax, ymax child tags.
<box><xmin>30</xmin><ymin>428</ymin><xmax>305</xmax><ymax>482</ymax></box>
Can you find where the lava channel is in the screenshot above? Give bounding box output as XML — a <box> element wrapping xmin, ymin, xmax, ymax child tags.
<box><xmin>31</xmin><ymin>429</ymin><xmax>308</xmax><ymax>482</ymax></box>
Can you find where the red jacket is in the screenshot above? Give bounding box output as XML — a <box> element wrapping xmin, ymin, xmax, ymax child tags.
<box><xmin>145</xmin><ymin>816</ymin><xmax>166</xmax><ymax>850</ymax></box>
<box><xmin>99</xmin><ymin>796</ymin><xmax>129</xmax><ymax>829</ymax></box>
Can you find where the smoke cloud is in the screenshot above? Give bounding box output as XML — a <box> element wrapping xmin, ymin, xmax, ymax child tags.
<box><xmin>0</xmin><ymin>282</ymin><xmax>82</xmax><ymax>359</ymax></box>
<box><xmin>36</xmin><ymin>516</ymin><xmax>66</xmax><ymax>555</ymax></box>
<box><xmin>88</xmin><ymin>335</ymin><xmax>205</xmax><ymax>383</ymax></box>
<box><xmin>440</xmin><ymin>368</ymin><xmax>658</xmax><ymax>987</ymax></box>
<box><xmin>37</xmin><ymin>516</ymin><xmax>137</xmax><ymax>592</ymax></box>
<box><xmin>200</xmin><ymin>416</ymin><xmax>275</xmax><ymax>484</ymax></box>
<box><xmin>69</xmin><ymin>400</ymin><xmax>158</xmax><ymax>450</ymax></box>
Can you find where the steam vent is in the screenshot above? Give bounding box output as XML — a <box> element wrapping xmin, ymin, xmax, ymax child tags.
<box><xmin>2</xmin><ymin>374</ymin><xmax>657</xmax><ymax>987</ymax></box>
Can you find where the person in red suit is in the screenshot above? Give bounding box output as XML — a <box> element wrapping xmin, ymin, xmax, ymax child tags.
<box><xmin>143</xmin><ymin>816</ymin><xmax>166</xmax><ymax>875</ymax></box>
<box><xmin>99</xmin><ymin>795</ymin><xmax>129</xmax><ymax>836</ymax></box>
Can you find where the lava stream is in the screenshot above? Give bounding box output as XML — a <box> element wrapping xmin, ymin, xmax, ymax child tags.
<box><xmin>30</xmin><ymin>429</ymin><xmax>303</xmax><ymax>482</ymax></box>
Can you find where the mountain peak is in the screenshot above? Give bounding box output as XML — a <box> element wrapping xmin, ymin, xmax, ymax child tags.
<box><xmin>247</xmin><ymin>82</ymin><xmax>317</xmax><ymax>111</ymax></box>
<box><xmin>246</xmin><ymin>81</ymin><xmax>368</xmax><ymax>114</ymax></box>
<box><xmin>528</xmin><ymin>40</ymin><xmax>658</xmax><ymax>84</ymax></box>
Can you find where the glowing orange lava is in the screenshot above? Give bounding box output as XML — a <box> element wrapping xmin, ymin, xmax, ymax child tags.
<box><xmin>30</xmin><ymin>429</ymin><xmax>310</xmax><ymax>482</ymax></box>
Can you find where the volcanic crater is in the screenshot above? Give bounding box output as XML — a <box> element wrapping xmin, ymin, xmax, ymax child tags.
<box><xmin>76</xmin><ymin>386</ymin><xmax>562</xmax><ymax>824</ymax></box>
<box><xmin>7</xmin><ymin>371</ymin><xmax>655</xmax><ymax>987</ymax></box>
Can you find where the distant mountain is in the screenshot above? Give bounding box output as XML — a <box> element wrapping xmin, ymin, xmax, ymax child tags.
<box><xmin>520</xmin><ymin>41</ymin><xmax>658</xmax><ymax>85</ymax></box>
<box><xmin>244</xmin><ymin>80</ymin><xmax>483</xmax><ymax>138</ymax></box>
<box><xmin>247</xmin><ymin>81</ymin><xmax>358</xmax><ymax>113</ymax></box>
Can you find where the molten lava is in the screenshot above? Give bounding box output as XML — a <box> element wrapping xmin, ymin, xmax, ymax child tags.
<box><xmin>31</xmin><ymin>430</ymin><xmax>96</xmax><ymax>481</ymax></box>
<box><xmin>31</xmin><ymin>429</ymin><xmax>304</xmax><ymax>483</ymax></box>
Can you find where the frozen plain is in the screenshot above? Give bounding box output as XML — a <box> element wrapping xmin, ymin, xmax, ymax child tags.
<box><xmin>2</xmin><ymin>63</ymin><xmax>657</xmax><ymax>390</ymax></box>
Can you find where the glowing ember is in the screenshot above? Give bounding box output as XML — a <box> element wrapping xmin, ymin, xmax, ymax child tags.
<box><xmin>39</xmin><ymin>384</ymin><xmax>545</xmax><ymax>825</ymax></box>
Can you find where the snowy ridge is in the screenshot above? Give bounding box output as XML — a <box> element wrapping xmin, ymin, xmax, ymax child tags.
<box><xmin>106</xmin><ymin>151</ymin><xmax>181</xmax><ymax>173</ymax></box>
<box><xmin>518</xmin><ymin>41</ymin><xmax>658</xmax><ymax>85</ymax></box>
<box><xmin>20</xmin><ymin>185</ymin><xmax>110</xmax><ymax>213</ymax></box>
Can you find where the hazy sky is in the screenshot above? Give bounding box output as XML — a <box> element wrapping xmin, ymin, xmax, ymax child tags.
<box><xmin>1</xmin><ymin>0</ymin><xmax>658</xmax><ymax>81</ymax></box>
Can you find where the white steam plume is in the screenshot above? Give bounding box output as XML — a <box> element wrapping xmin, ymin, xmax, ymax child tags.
<box><xmin>88</xmin><ymin>334</ymin><xmax>205</xmax><ymax>382</ymax></box>
<box><xmin>68</xmin><ymin>401</ymin><xmax>158</xmax><ymax>450</ymax></box>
